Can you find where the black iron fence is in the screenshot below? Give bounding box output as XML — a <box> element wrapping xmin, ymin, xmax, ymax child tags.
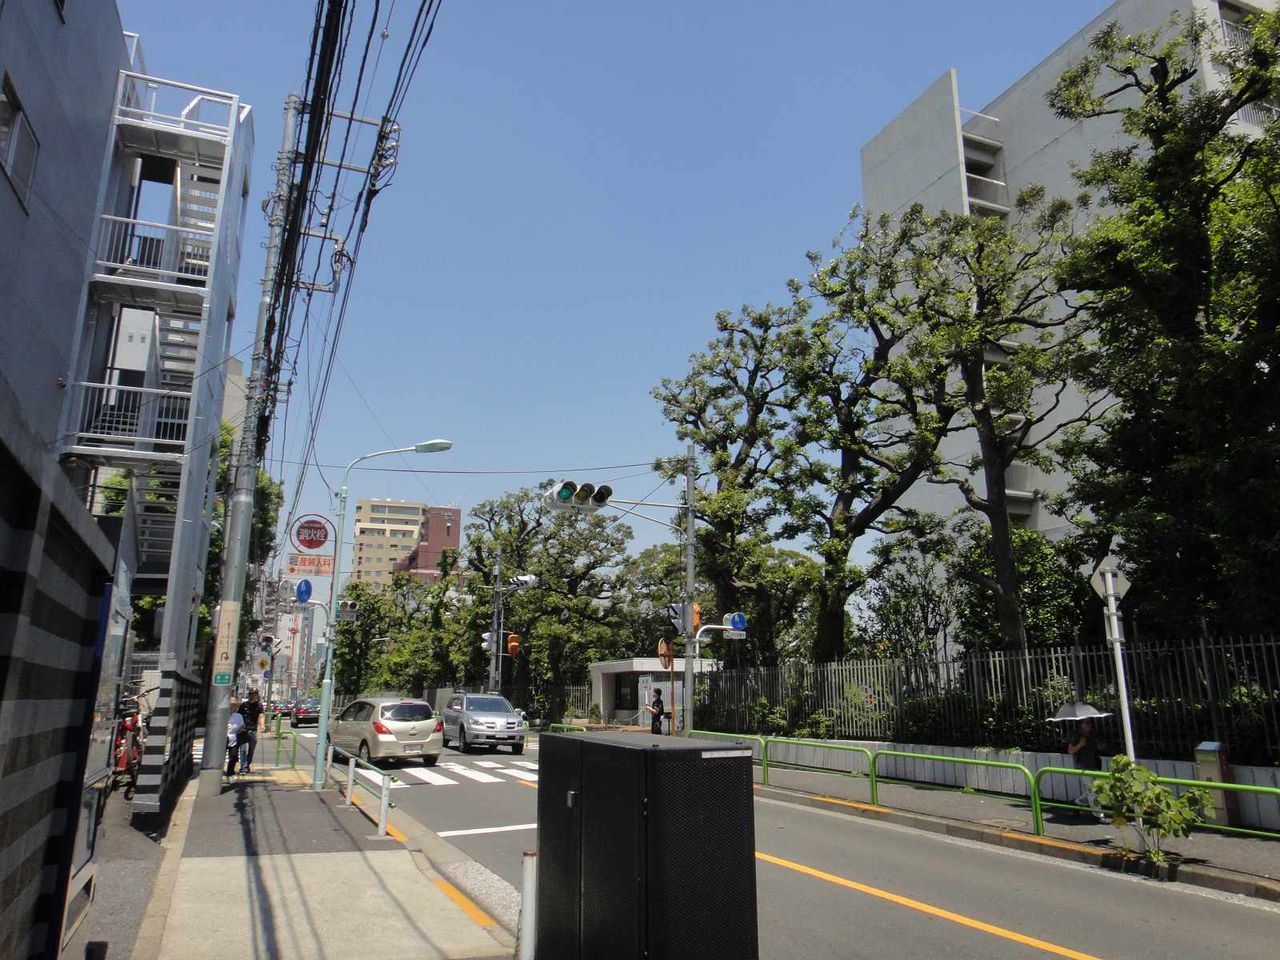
<box><xmin>695</xmin><ymin>636</ymin><xmax>1280</xmax><ymax>765</ymax></box>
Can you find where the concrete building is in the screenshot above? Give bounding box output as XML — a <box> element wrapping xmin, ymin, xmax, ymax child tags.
<box><xmin>0</xmin><ymin>3</ymin><xmax>252</xmax><ymax>955</ymax></box>
<box><xmin>353</xmin><ymin>499</ymin><xmax>460</xmax><ymax>586</ymax></box>
<box><xmin>393</xmin><ymin>505</ymin><xmax>462</xmax><ymax>584</ymax></box>
<box><xmin>861</xmin><ymin>0</ymin><xmax>1273</xmax><ymax>538</ymax></box>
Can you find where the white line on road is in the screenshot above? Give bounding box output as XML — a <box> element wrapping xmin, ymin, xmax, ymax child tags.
<box><xmin>439</xmin><ymin>763</ymin><xmax>504</xmax><ymax>783</ymax></box>
<box><xmin>437</xmin><ymin>823</ymin><xmax>537</xmax><ymax>838</ymax></box>
<box><xmin>512</xmin><ymin>761</ymin><xmax>539</xmax><ymax>770</ymax></box>
<box><xmin>300</xmin><ymin>733</ymin><xmax>317</xmax><ymax>739</ymax></box>
<box><xmin>354</xmin><ymin>766</ymin><xmax>410</xmax><ymax>789</ymax></box>
<box><xmin>398</xmin><ymin>766</ymin><xmax>459</xmax><ymax>786</ymax></box>
<box><xmin>496</xmin><ymin>768</ymin><xmax>538</xmax><ymax>782</ymax></box>
<box><xmin>474</xmin><ymin>760</ymin><xmax>505</xmax><ymax>769</ymax></box>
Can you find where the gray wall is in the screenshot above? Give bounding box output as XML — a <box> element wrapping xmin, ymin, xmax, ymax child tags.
<box><xmin>0</xmin><ymin>0</ymin><xmax>129</xmax><ymax>443</ymax></box>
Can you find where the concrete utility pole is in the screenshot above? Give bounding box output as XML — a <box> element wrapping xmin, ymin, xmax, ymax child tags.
<box><xmin>682</xmin><ymin>444</ymin><xmax>696</xmax><ymax>735</ymax></box>
<box><xmin>198</xmin><ymin>94</ymin><xmax>301</xmax><ymax>798</ymax></box>
<box><xmin>489</xmin><ymin>547</ymin><xmax>503</xmax><ymax>692</ymax></box>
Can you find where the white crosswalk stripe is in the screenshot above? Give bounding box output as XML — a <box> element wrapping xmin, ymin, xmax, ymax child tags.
<box><xmin>354</xmin><ymin>766</ymin><xmax>410</xmax><ymax>789</ymax></box>
<box><xmin>474</xmin><ymin>760</ymin><xmax>505</xmax><ymax>769</ymax></box>
<box><xmin>439</xmin><ymin>763</ymin><xmax>504</xmax><ymax>783</ymax></box>
<box><xmin>495</xmin><ymin>767</ymin><xmax>538</xmax><ymax>782</ymax></box>
<box><xmin>512</xmin><ymin>760</ymin><xmax>539</xmax><ymax>770</ymax></box>
<box><xmin>399</xmin><ymin>766</ymin><xmax>459</xmax><ymax>786</ymax></box>
<box><xmin>301</xmin><ymin>733</ymin><xmax>317</xmax><ymax>739</ymax></box>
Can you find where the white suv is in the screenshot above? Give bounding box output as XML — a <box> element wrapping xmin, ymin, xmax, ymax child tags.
<box><xmin>442</xmin><ymin>693</ymin><xmax>526</xmax><ymax>754</ymax></box>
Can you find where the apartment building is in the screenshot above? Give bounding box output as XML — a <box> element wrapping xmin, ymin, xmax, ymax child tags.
<box><xmin>860</xmin><ymin>0</ymin><xmax>1272</xmax><ymax>538</ymax></box>
<box><xmin>352</xmin><ymin>500</ymin><xmax>461</xmax><ymax>586</ymax></box>
<box><xmin>393</xmin><ymin>506</ymin><xmax>463</xmax><ymax>583</ymax></box>
<box><xmin>0</xmin><ymin>3</ymin><xmax>253</xmax><ymax>955</ymax></box>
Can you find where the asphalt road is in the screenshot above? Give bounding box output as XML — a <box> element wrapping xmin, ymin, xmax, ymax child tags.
<box><xmin>291</xmin><ymin>733</ymin><xmax>1280</xmax><ymax>959</ymax></box>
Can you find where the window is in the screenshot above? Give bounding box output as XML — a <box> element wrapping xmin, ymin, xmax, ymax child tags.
<box><xmin>0</xmin><ymin>76</ymin><xmax>39</xmax><ymax>206</ymax></box>
<box><xmin>381</xmin><ymin>702</ymin><xmax>432</xmax><ymax>722</ymax></box>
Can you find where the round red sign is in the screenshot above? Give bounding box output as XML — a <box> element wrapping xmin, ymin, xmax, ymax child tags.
<box><xmin>295</xmin><ymin>519</ymin><xmax>329</xmax><ymax>551</ymax></box>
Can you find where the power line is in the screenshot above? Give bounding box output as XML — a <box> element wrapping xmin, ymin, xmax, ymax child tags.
<box><xmin>272</xmin><ymin>459</ymin><xmax>665</xmax><ymax>475</ymax></box>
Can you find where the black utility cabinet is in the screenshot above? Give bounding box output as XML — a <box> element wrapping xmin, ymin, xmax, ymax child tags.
<box><xmin>535</xmin><ymin>732</ymin><xmax>759</xmax><ymax>960</ymax></box>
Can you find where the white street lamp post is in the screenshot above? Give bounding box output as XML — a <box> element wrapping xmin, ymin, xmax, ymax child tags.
<box><xmin>312</xmin><ymin>439</ymin><xmax>452</xmax><ymax>790</ymax></box>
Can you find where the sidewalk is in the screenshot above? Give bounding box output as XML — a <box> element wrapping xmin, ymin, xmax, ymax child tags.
<box><xmin>111</xmin><ymin>757</ymin><xmax>512</xmax><ymax>960</ymax></box>
<box><xmin>761</xmin><ymin>765</ymin><xmax>1279</xmax><ymax>888</ymax></box>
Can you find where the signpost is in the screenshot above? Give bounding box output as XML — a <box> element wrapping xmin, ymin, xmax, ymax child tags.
<box><xmin>293</xmin><ymin>516</ymin><xmax>330</xmax><ymax>552</ymax></box>
<box><xmin>295</xmin><ymin>578</ymin><xmax>313</xmax><ymax>604</ymax></box>
<box><xmin>286</xmin><ymin>553</ymin><xmax>334</xmax><ymax>576</ymax></box>
<box><xmin>1092</xmin><ymin>555</ymin><xmax>1137</xmax><ymax>761</ymax></box>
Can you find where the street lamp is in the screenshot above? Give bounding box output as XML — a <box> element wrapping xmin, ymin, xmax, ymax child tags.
<box><xmin>312</xmin><ymin>439</ymin><xmax>453</xmax><ymax>790</ymax></box>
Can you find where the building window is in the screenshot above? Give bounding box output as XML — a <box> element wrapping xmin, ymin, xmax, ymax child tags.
<box><xmin>0</xmin><ymin>76</ymin><xmax>39</xmax><ymax>207</ymax></box>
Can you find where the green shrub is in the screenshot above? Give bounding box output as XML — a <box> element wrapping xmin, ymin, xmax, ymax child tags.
<box><xmin>1092</xmin><ymin>755</ymin><xmax>1210</xmax><ymax>862</ymax></box>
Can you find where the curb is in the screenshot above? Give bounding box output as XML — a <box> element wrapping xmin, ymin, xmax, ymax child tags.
<box><xmin>754</xmin><ymin>784</ymin><xmax>1280</xmax><ymax>904</ymax></box>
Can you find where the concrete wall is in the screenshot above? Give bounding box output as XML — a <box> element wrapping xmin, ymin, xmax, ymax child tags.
<box><xmin>0</xmin><ymin>0</ymin><xmax>128</xmax><ymax>443</ymax></box>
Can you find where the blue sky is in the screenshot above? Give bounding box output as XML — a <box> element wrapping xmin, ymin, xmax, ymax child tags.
<box><xmin>118</xmin><ymin>0</ymin><xmax>1113</xmax><ymax>563</ymax></box>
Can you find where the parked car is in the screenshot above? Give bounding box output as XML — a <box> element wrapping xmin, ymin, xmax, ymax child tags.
<box><xmin>266</xmin><ymin>700</ymin><xmax>289</xmax><ymax>722</ymax></box>
<box><xmin>290</xmin><ymin>698</ymin><xmax>320</xmax><ymax>728</ymax></box>
<box><xmin>329</xmin><ymin>698</ymin><xmax>443</xmax><ymax>765</ymax></box>
<box><xmin>442</xmin><ymin>692</ymin><xmax>526</xmax><ymax>754</ymax></box>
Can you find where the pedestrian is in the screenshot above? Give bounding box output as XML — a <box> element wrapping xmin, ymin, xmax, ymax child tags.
<box><xmin>226</xmin><ymin>702</ymin><xmax>246</xmax><ymax>777</ymax></box>
<box><xmin>1067</xmin><ymin>716</ymin><xmax>1106</xmax><ymax>820</ymax></box>
<box><xmin>238</xmin><ymin>689</ymin><xmax>263</xmax><ymax>774</ymax></box>
<box><xmin>644</xmin><ymin>686</ymin><xmax>666</xmax><ymax>735</ymax></box>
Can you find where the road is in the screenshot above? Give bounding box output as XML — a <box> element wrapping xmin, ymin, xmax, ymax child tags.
<box><xmin>291</xmin><ymin>733</ymin><xmax>1280</xmax><ymax>959</ymax></box>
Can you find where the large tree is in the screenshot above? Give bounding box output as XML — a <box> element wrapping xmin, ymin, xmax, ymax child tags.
<box><xmin>1049</xmin><ymin>12</ymin><xmax>1280</xmax><ymax>631</ymax></box>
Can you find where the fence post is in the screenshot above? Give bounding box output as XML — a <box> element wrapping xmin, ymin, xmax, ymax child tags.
<box><xmin>345</xmin><ymin>757</ymin><xmax>355</xmax><ymax>806</ymax></box>
<box><xmin>378</xmin><ymin>774</ymin><xmax>391</xmax><ymax>837</ymax></box>
<box><xmin>869</xmin><ymin>751</ymin><xmax>880</xmax><ymax>806</ymax></box>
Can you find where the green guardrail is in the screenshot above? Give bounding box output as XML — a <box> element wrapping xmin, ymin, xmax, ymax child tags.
<box><xmin>273</xmin><ymin>730</ymin><xmax>298</xmax><ymax>769</ymax></box>
<box><xmin>548</xmin><ymin>723</ymin><xmax>588</xmax><ymax>733</ymax></box>
<box><xmin>690</xmin><ymin>730</ymin><xmax>771</xmax><ymax>785</ymax></box>
<box><xmin>1034</xmin><ymin>766</ymin><xmax>1280</xmax><ymax>841</ymax></box>
<box><xmin>872</xmin><ymin>749</ymin><xmax>1041</xmax><ymax>835</ymax></box>
<box><xmin>764</xmin><ymin>737</ymin><xmax>874</xmax><ymax>801</ymax></box>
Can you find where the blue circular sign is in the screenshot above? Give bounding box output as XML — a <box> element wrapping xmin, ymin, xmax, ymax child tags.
<box><xmin>730</xmin><ymin>611</ymin><xmax>748</xmax><ymax>631</ymax></box>
<box><xmin>295</xmin><ymin>579</ymin><xmax>313</xmax><ymax>604</ymax></box>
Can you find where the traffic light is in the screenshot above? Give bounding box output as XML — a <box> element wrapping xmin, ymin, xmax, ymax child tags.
<box><xmin>337</xmin><ymin>600</ymin><xmax>359</xmax><ymax>621</ymax></box>
<box><xmin>545</xmin><ymin>480</ymin><xmax>613</xmax><ymax>512</ymax></box>
<box><xmin>507</xmin><ymin>633</ymin><xmax>520</xmax><ymax>657</ymax></box>
<box><xmin>665</xmin><ymin>602</ymin><xmax>701</xmax><ymax>631</ymax></box>
<box><xmin>260</xmin><ymin>634</ymin><xmax>275</xmax><ymax>652</ymax></box>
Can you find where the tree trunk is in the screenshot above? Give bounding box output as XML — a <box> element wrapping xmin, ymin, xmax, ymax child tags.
<box><xmin>813</xmin><ymin>585</ymin><xmax>846</xmax><ymax>664</ymax></box>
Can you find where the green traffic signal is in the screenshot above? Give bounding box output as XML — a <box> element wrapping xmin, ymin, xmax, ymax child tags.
<box><xmin>556</xmin><ymin>481</ymin><xmax>576</xmax><ymax>502</ymax></box>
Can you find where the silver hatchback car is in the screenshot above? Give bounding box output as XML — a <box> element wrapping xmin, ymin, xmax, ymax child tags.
<box><xmin>329</xmin><ymin>697</ymin><xmax>443</xmax><ymax>765</ymax></box>
<box><xmin>442</xmin><ymin>693</ymin><xmax>525</xmax><ymax>754</ymax></box>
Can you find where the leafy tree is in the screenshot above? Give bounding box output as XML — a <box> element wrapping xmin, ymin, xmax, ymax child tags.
<box><xmin>857</xmin><ymin>527</ymin><xmax>960</xmax><ymax>661</ymax></box>
<box><xmin>1049</xmin><ymin>12</ymin><xmax>1280</xmax><ymax>631</ymax></box>
<box><xmin>653</xmin><ymin>305</ymin><xmax>791</xmax><ymax>662</ymax></box>
<box><xmin>948</xmin><ymin>518</ymin><xmax>1089</xmax><ymax>653</ymax></box>
<box><xmin>774</xmin><ymin>209</ymin><xmax>961</xmax><ymax>662</ymax></box>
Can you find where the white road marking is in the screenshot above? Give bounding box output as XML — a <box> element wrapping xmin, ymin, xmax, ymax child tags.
<box><xmin>439</xmin><ymin>763</ymin><xmax>504</xmax><ymax>783</ymax></box>
<box><xmin>496</xmin><ymin>768</ymin><xmax>538</xmax><ymax>782</ymax></box>
<box><xmin>398</xmin><ymin>766</ymin><xmax>459</xmax><ymax>786</ymax></box>
<box><xmin>437</xmin><ymin>823</ymin><xmax>537</xmax><ymax>838</ymax></box>
<box><xmin>353</xmin><ymin>766</ymin><xmax>409</xmax><ymax>789</ymax></box>
<box><xmin>474</xmin><ymin>760</ymin><xmax>505</xmax><ymax>769</ymax></box>
<box><xmin>512</xmin><ymin>761</ymin><xmax>539</xmax><ymax>770</ymax></box>
<box><xmin>300</xmin><ymin>733</ymin><xmax>318</xmax><ymax>739</ymax></box>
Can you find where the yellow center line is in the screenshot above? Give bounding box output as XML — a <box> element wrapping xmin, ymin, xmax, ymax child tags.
<box><xmin>514</xmin><ymin>779</ymin><xmax>537</xmax><ymax>789</ymax></box>
<box><xmin>755</xmin><ymin>851</ymin><xmax>1102</xmax><ymax>960</ymax></box>
<box><xmin>432</xmin><ymin>877</ymin><xmax>497</xmax><ymax>928</ymax></box>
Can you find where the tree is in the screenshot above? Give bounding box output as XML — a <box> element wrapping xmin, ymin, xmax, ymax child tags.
<box><xmin>775</xmin><ymin>208</ymin><xmax>961</xmax><ymax>661</ymax></box>
<box><xmin>653</xmin><ymin>305</ymin><xmax>791</xmax><ymax>662</ymax></box>
<box><xmin>948</xmin><ymin>518</ymin><xmax>1090</xmax><ymax>653</ymax></box>
<box><xmin>858</xmin><ymin>526</ymin><xmax>960</xmax><ymax>661</ymax></box>
<box><xmin>908</xmin><ymin>193</ymin><xmax>1091</xmax><ymax>652</ymax></box>
<box><xmin>1049</xmin><ymin>12</ymin><xmax>1280</xmax><ymax>631</ymax></box>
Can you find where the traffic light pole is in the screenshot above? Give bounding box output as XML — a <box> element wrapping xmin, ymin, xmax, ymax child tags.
<box><xmin>682</xmin><ymin>444</ymin><xmax>696</xmax><ymax>736</ymax></box>
<box><xmin>198</xmin><ymin>94</ymin><xmax>300</xmax><ymax>800</ymax></box>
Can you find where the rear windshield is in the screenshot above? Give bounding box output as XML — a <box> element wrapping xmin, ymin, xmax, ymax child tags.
<box><xmin>381</xmin><ymin>702</ymin><xmax>433</xmax><ymax>722</ymax></box>
<box><xmin>467</xmin><ymin>696</ymin><xmax>513</xmax><ymax>713</ymax></box>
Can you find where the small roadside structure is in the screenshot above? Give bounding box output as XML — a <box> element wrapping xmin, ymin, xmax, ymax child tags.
<box><xmin>589</xmin><ymin>657</ymin><xmax>719</xmax><ymax>727</ymax></box>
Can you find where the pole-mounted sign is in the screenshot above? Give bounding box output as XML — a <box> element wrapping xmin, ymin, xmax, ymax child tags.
<box><xmin>295</xmin><ymin>578</ymin><xmax>313</xmax><ymax>604</ymax></box>
<box><xmin>292</xmin><ymin>514</ymin><xmax>332</xmax><ymax>552</ymax></box>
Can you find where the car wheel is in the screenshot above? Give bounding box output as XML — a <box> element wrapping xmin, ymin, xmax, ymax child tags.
<box><xmin>358</xmin><ymin>741</ymin><xmax>371</xmax><ymax>764</ymax></box>
<box><xmin>458</xmin><ymin>728</ymin><xmax>470</xmax><ymax>754</ymax></box>
<box><xmin>424</xmin><ymin>754</ymin><xmax>439</xmax><ymax>767</ymax></box>
<box><xmin>512</xmin><ymin>743</ymin><xmax>524</xmax><ymax>755</ymax></box>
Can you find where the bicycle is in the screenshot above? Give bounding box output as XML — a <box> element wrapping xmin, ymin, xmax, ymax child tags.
<box><xmin>111</xmin><ymin>684</ymin><xmax>157</xmax><ymax>800</ymax></box>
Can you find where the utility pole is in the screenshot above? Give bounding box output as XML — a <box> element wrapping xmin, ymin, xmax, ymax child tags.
<box><xmin>682</xmin><ymin>444</ymin><xmax>696</xmax><ymax>735</ymax></box>
<box><xmin>489</xmin><ymin>547</ymin><xmax>502</xmax><ymax>692</ymax></box>
<box><xmin>198</xmin><ymin>94</ymin><xmax>301</xmax><ymax>798</ymax></box>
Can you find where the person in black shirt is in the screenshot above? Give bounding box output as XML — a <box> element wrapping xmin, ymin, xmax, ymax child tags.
<box><xmin>1068</xmin><ymin>717</ymin><xmax>1105</xmax><ymax>819</ymax></box>
<box><xmin>644</xmin><ymin>687</ymin><xmax>666</xmax><ymax>735</ymax></box>
<box><xmin>238</xmin><ymin>690</ymin><xmax>263</xmax><ymax>774</ymax></box>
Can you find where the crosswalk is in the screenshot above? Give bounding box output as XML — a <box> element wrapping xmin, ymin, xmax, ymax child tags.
<box><xmin>339</xmin><ymin>753</ymin><xmax>539</xmax><ymax>790</ymax></box>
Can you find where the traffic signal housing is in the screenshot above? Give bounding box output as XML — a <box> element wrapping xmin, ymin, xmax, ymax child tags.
<box><xmin>337</xmin><ymin>600</ymin><xmax>359</xmax><ymax>621</ymax></box>
<box><xmin>507</xmin><ymin>633</ymin><xmax>521</xmax><ymax>657</ymax></box>
<box><xmin>545</xmin><ymin>480</ymin><xmax>613</xmax><ymax>513</ymax></box>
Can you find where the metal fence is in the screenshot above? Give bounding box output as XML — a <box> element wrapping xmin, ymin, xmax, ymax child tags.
<box><xmin>695</xmin><ymin>637</ymin><xmax>1280</xmax><ymax>765</ymax></box>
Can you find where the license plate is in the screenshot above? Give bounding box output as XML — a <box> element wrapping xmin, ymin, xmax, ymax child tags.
<box><xmin>402</xmin><ymin>742</ymin><xmax>425</xmax><ymax>753</ymax></box>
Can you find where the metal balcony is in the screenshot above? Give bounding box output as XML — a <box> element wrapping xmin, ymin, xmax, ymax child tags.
<box><xmin>91</xmin><ymin>216</ymin><xmax>212</xmax><ymax>310</ymax></box>
<box><xmin>1221</xmin><ymin>19</ymin><xmax>1252</xmax><ymax>51</ymax></box>
<box><xmin>115</xmin><ymin>72</ymin><xmax>239</xmax><ymax>166</ymax></box>
<box><xmin>965</xmin><ymin>172</ymin><xmax>1010</xmax><ymax>217</ymax></box>
<box><xmin>65</xmin><ymin>382</ymin><xmax>190</xmax><ymax>466</ymax></box>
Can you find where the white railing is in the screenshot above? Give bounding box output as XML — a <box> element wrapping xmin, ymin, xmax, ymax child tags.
<box><xmin>73</xmin><ymin>382</ymin><xmax>190</xmax><ymax>450</ymax></box>
<box><xmin>1221</xmin><ymin>18</ymin><xmax>1252</xmax><ymax>50</ymax></box>
<box><xmin>116</xmin><ymin>72</ymin><xmax>236</xmax><ymax>137</ymax></box>
<box><xmin>965</xmin><ymin>172</ymin><xmax>1009</xmax><ymax>210</ymax></box>
<box><xmin>96</xmin><ymin>216</ymin><xmax>213</xmax><ymax>286</ymax></box>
